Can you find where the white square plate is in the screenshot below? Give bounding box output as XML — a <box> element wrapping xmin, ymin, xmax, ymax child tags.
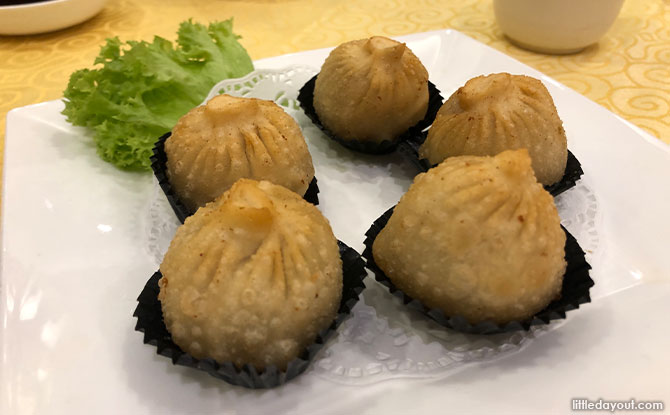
<box><xmin>3</xmin><ymin>30</ymin><xmax>670</xmax><ymax>414</ymax></box>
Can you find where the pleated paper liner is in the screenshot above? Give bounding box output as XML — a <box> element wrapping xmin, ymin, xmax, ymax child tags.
<box><xmin>297</xmin><ymin>74</ymin><xmax>444</xmax><ymax>154</ymax></box>
<box><xmin>396</xmin><ymin>131</ymin><xmax>584</xmax><ymax>197</ymax></box>
<box><xmin>151</xmin><ymin>132</ymin><xmax>320</xmax><ymax>224</ymax></box>
<box><xmin>362</xmin><ymin>207</ymin><xmax>594</xmax><ymax>335</ymax></box>
<box><xmin>133</xmin><ymin>240</ymin><xmax>367</xmax><ymax>389</ymax></box>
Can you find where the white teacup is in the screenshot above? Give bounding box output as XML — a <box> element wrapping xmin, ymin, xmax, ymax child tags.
<box><xmin>493</xmin><ymin>0</ymin><xmax>625</xmax><ymax>54</ymax></box>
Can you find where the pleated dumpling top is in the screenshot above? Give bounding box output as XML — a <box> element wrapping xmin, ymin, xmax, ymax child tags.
<box><xmin>372</xmin><ymin>150</ymin><xmax>566</xmax><ymax>325</ymax></box>
<box><xmin>165</xmin><ymin>94</ymin><xmax>315</xmax><ymax>212</ymax></box>
<box><xmin>159</xmin><ymin>179</ymin><xmax>343</xmax><ymax>370</ymax></box>
<box><xmin>419</xmin><ymin>73</ymin><xmax>567</xmax><ymax>185</ymax></box>
<box><xmin>313</xmin><ymin>36</ymin><xmax>429</xmax><ymax>144</ymax></box>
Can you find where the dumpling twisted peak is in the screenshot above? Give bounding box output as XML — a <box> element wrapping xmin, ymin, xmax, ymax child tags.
<box><xmin>159</xmin><ymin>179</ymin><xmax>342</xmax><ymax>370</ymax></box>
<box><xmin>313</xmin><ymin>36</ymin><xmax>429</xmax><ymax>143</ymax></box>
<box><xmin>419</xmin><ymin>73</ymin><xmax>567</xmax><ymax>185</ymax></box>
<box><xmin>372</xmin><ymin>149</ymin><xmax>566</xmax><ymax>325</ymax></box>
<box><xmin>165</xmin><ymin>94</ymin><xmax>315</xmax><ymax>212</ymax></box>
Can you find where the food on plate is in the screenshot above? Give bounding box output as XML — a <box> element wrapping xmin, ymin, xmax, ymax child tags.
<box><xmin>158</xmin><ymin>179</ymin><xmax>343</xmax><ymax>370</ymax></box>
<box><xmin>313</xmin><ymin>36</ymin><xmax>429</xmax><ymax>145</ymax></box>
<box><xmin>164</xmin><ymin>94</ymin><xmax>315</xmax><ymax>212</ymax></box>
<box><xmin>372</xmin><ymin>149</ymin><xmax>566</xmax><ymax>325</ymax></box>
<box><xmin>419</xmin><ymin>73</ymin><xmax>567</xmax><ymax>186</ymax></box>
<box><xmin>62</xmin><ymin>19</ymin><xmax>253</xmax><ymax>170</ymax></box>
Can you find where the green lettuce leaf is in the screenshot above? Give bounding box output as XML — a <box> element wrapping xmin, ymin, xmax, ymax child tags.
<box><xmin>62</xmin><ymin>19</ymin><xmax>254</xmax><ymax>170</ymax></box>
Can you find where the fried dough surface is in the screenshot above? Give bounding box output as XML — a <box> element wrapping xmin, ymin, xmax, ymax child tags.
<box><xmin>420</xmin><ymin>73</ymin><xmax>567</xmax><ymax>185</ymax></box>
<box><xmin>166</xmin><ymin>95</ymin><xmax>314</xmax><ymax>212</ymax></box>
<box><xmin>373</xmin><ymin>150</ymin><xmax>566</xmax><ymax>324</ymax></box>
<box><xmin>314</xmin><ymin>36</ymin><xmax>429</xmax><ymax>143</ymax></box>
<box><xmin>159</xmin><ymin>179</ymin><xmax>342</xmax><ymax>370</ymax></box>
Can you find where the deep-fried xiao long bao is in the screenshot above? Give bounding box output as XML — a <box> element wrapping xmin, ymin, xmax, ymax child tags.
<box><xmin>419</xmin><ymin>73</ymin><xmax>567</xmax><ymax>186</ymax></box>
<box><xmin>313</xmin><ymin>36</ymin><xmax>429</xmax><ymax>144</ymax></box>
<box><xmin>372</xmin><ymin>149</ymin><xmax>567</xmax><ymax>325</ymax></box>
<box><xmin>165</xmin><ymin>94</ymin><xmax>315</xmax><ymax>212</ymax></box>
<box><xmin>158</xmin><ymin>179</ymin><xmax>343</xmax><ymax>370</ymax></box>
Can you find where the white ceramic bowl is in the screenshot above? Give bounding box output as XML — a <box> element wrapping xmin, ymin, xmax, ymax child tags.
<box><xmin>493</xmin><ymin>0</ymin><xmax>625</xmax><ymax>54</ymax></box>
<box><xmin>0</xmin><ymin>0</ymin><xmax>107</xmax><ymax>36</ymax></box>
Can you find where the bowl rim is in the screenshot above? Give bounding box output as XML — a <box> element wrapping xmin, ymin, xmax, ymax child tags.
<box><xmin>0</xmin><ymin>0</ymin><xmax>70</xmax><ymax>10</ymax></box>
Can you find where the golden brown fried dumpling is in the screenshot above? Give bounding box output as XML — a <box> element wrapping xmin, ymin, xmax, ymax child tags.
<box><xmin>158</xmin><ymin>179</ymin><xmax>342</xmax><ymax>370</ymax></box>
<box><xmin>419</xmin><ymin>73</ymin><xmax>567</xmax><ymax>185</ymax></box>
<box><xmin>165</xmin><ymin>94</ymin><xmax>315</xmax><ymax>212</ymax></box>
<box><xmin>313</xmin><ymin>36</ymin><xmax>429</xmax><ymax>144</ymax></box>
<box><xmin>372</xmin><ymin>149</ymin><xmax>566</xmax><ymax>325</ymax></box>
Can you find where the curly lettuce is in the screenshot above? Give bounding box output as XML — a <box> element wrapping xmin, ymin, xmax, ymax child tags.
<box><xmin>62</xmin><ymin>19</ymin><xmax>254</xmax><ymax>170</ymax></box>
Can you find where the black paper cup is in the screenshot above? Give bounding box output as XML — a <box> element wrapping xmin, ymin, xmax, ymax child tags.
<box><xmin>151</xmin><ymin>132</ymin><xmax>320</xmax><ymax>224</ymax></box>
<box><xmin>297</xmin><ymin>75</ymin><xmax>443</xmax><ymax>154</ymax></box>
<box><xmin>362</xmin><ymin>206</ymin><xmax>594</xmax><ymax>335</ymax></box>
<box><xmin>397</xmin><ymin>130</ymin><xmax>583</xmax><ymax>197</ymax></box>
<box><xmin>133</xmin><ymin>240</ymin><xmax>367</xmax><ymax>389</ymax></box>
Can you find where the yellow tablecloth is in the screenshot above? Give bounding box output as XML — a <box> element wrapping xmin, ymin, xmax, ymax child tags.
<box><xmin>1</xmin><ymin>0</ymin><xmax>669</xmax><ymax>184</ymax></box>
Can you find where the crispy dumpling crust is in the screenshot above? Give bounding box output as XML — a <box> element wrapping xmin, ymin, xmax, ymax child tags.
<box><xmin>419</xmin><ymin>73</ymin><xmax>567</xmax><ymax>185</ymax></box>
<box><xmin>158</xmin><ymin>179</ymin><xmax>342</xmax><ymax>370</ymax></box>
<box><xmin>313</xmin><ymin>36</ymin><xmax>429</xmax><ymax>144</ymax></box>
<box><xmin>165</xmin><ymin>95</ymin><xmax>315</xmax><ymax>212</ymax></box>
<box><xmin>372</xmin><ymin>150</ymin><xmax>566</xmax><ymax>325</ymax></box>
